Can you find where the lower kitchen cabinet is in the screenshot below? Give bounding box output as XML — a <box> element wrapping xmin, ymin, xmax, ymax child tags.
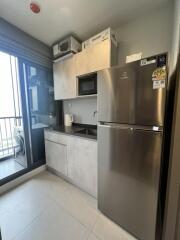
<box><xmin>44</xmin><ymin>130</ymin><xmax>97</xmax><ymax>197</ymax></box>
<box><xmin>45</xmin><ymin>139</ymin><xmax>67</xmax><ymax>176</ymax></box>
<box><xmin>68</xmin><ymin>137</ymin><xmax>97</xmax><ymax>197</ymax></box>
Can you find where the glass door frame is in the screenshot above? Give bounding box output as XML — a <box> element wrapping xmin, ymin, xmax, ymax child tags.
<box><xmin>18</xmin><ymin>58</ymin><xmax>33</xmax><ymax>166</ymax></box>
<box><xmin>19</xmin><ymin>58</ymin><xmax>53</xmax><ymax>166</ymax></box>
<box><xmin>0</xmin><ymin>55</ymin><xmax>46</xmax><ymax>186</ymax></box>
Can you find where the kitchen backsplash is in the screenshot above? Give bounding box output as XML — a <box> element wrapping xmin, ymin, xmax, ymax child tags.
<box><xmin>63</xmin><ymin>97</ymin><xmax>97</xmax><ymax>125</ymax></box>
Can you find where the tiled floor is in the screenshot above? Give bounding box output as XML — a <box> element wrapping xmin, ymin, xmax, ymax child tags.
<box><xmin>0</xmin><ymin>171</ymin><xmax>137</xmax><ymax>240</ymax></box>
<box><xmin>0</xmin><ymin>158</ymin><xmax>25</xmax><ymax>180</ymax></box>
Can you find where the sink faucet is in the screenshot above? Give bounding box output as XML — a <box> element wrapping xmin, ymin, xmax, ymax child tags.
<box><xmin>93</xmin><ymin>110</ymin><xmax>98</xmax><ymax>117</ymax></box>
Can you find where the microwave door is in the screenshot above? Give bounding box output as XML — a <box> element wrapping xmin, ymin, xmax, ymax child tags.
<box><xmin>78</xmin><ymin>73</ymin><xmax>97</xmax><ymax>95</ymax></box>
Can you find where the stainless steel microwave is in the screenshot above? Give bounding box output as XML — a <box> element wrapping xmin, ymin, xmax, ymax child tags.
<box><xmin>78</xmin><ymin>73</ymin><xmax>97</xmax><ymax>96</ymax></box>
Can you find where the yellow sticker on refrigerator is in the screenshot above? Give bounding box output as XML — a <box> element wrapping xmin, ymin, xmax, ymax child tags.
<box><xmin>152</xmin><ymin>66</ymin><xmax>167</xmax><ymax>81</ymax></box>
<box><xmin>152</xmin><ymin>66</ymin><xmax>166</xmax><ymax>89</ymax></box>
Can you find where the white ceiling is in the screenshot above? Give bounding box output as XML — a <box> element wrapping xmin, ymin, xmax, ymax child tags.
<box><xmin>0</xmin><ymin>0</ymin><xmax>170</xmax><ymax>46</ymax></box>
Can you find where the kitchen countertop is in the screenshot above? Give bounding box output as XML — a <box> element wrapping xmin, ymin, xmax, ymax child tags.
<box><xmin>45</xmin><ymin>124</ymin><xmax>97</xmax><ymax>140</ymax></box>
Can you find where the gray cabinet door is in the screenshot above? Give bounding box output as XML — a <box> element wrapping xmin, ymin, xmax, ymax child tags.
<box><xmin>53</xmin><ymin>56</ymin><xmax>77</xmax><ymax>100</ymax></box>
<box><xmin>45</xmin><ymin>140</ymin><xmax>67</xmax><ymax>176</ymax></box>
<box><xmin>76</xmin><ymin>39</ymin><xmax>112</xmax><ymax>76</ymax></box>
<box><xmin>98</xmin><ymin>124</ymin><xmax>163</xmax><ymax>240</ymax></box>
<box><xmin>68</xmin><ymin>137</ymin><xmax>97</xmax><ymax>197</ymax></box>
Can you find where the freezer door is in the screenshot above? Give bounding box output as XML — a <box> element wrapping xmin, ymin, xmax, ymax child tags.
<box><xmin>98</xmin><ymin>62</ymin><xmax>166</xmax><ymax>126</ymax></box>
<box><xmin>98</xmin><ymin>124</ymin><xmax>163</xmax><ymax>240</ymax></box>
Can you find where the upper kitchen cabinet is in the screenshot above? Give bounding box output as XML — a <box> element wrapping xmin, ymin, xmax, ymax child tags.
<box><xmin>88</xmin><ymin>39</ymin><xmax>111</xmax><ymax>73</ymax></box>
<box><xmin>74</xmin><ymin>50</ymin><xmax>89</xmax><ymax>77</ymax></box>
<box><xmin>53</xmin><ymin>56</ymin><xmax>77</xmax><ymax>100</ymax></box>
<box><xmin>76</xmin><ymin>39</ymin><xmax>117</xmax><ymax>76</ymax></box>
<box><xmin>53</xmin><ymin>38</ymin><xmax>118</xmax><ymax>100</ymax></box>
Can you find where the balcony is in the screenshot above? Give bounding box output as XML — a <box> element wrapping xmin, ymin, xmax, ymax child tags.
<box><xmin>0</xmin><ymin>116</ymin><xmax>26</xmax><ymax>179</ymax></box>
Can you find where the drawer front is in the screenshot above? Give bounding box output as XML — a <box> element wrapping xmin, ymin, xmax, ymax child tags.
<box><xmin>44</xmin><ymin>130</ymin><xmax>67</xmax><ymax>145</ymax></box>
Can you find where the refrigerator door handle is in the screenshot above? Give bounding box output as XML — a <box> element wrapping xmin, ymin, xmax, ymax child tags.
<box><xmin>99</xmin><ymin>123</ymin><xmax>134</xmax><ymax>131</ymax></box>
<box><xmin>98</xmin><ymin>122</ymin><xmax>163</xmax><ymax>132</ymax></box>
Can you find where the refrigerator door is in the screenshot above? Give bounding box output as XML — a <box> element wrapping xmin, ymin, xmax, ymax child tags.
<box><xmin>98</xmin><ymin>61</ymin><xmax>166</xmax><ymax>126</ymax></box>
<box><xmin>98</xmin><ymin>123</ymin><xmax>163</xmax><ymax>240</ymax></box>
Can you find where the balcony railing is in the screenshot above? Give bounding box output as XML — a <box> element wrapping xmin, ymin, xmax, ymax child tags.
<box><xmin>0</xmin><ymin>116</ymin><xmax>23</xmax><ymax>159</ymax></box>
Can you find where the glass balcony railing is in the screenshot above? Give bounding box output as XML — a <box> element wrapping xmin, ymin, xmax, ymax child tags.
<box><xmin>0</xmin><ymin>116</ymin><xmax>23</xmax><ymax>159</ymax></box>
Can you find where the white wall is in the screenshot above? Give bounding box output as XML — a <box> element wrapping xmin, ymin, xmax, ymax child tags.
<box><xmin>63</xmin><ymin>97</ymin><xmax>97</xmax><ymax>125</ymax></box>
<box><xmin>116</xmin><ymin>2</ymin><xmax>173</xmax><ymax>65</ymax></box>
<box><xmin>63</xmin><ymin>2</ymin><xmax>173</xmax><ymax>126</ymax></box>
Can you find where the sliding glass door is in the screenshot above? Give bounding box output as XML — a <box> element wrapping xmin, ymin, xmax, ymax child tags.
<box><xmin>0</xmin><ymin>50</ymin><xmax>54</xmax><ymax>184</ymax></box>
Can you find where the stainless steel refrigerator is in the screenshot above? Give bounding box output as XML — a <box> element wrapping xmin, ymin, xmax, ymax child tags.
<box><xmin>98</xmin><ymin>54</ymin><xmax>168</xmax><ymax>240</ymax></box>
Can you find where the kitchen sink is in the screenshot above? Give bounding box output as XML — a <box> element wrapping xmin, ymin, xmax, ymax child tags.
<box><xmin>74</xmin><ymin>128</ymin><xmax>97</xmax><ymax>136</ymax></box>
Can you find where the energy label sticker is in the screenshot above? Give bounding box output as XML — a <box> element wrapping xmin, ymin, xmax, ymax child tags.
<box><xmin>153</xmin><ymin>80</ymin><xmax>165</xmax><ymax>89</ymax></box>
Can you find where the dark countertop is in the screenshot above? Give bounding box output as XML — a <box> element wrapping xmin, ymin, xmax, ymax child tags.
<box><xmin>45</xmin><ymin>124</ymin><xmax>97</xmax><ymax>140</ymax></box>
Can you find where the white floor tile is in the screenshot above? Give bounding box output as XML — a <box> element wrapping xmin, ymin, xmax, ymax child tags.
<box><xmin>0</xmin><ymin>171</ymin><xmax>137</xmax><ymax>240</ymax></box>
<box><xmin>0</xmin><ymin>184</ymin><xmax>54</xmax><ymax>240</ymax></box>
<box><xmin>93</xmin><ymin>213</ymin><xmax>137</xmax><ymax>240</ymax></box>
<box><xmin>87</xmin><ymin>233</ymin><xmax>100</xmax><ymax>240</ymax></box>
<box><xmin>14</xmin><ymin>202</ymin><xmax>89</xmax><ymax>240</ymax></box>
<box><xmin>0</xmin><ymin>177</ymin><xmax>50</xmax><ymax>215</ymax></box>
<box><xmin>33</xmin><ymin>171</ymin><xmax>99</xmax><ymax>230</ymax></box>
<box><xmin>0</xmin><ymin>181</ymin><xmax>35</xmax><ymax>215</ymax></box>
